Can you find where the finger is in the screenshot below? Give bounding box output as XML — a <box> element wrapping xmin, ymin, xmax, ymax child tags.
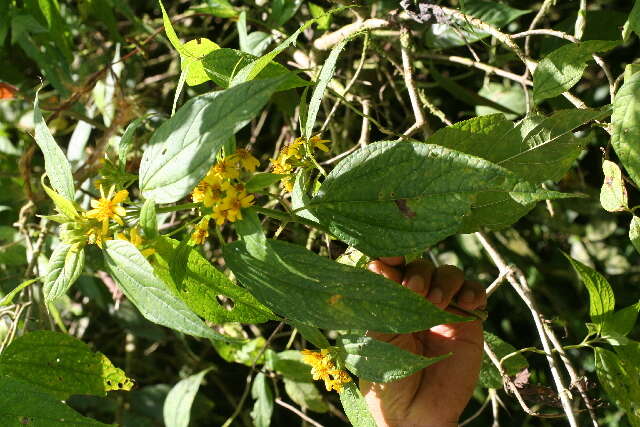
<box><xmin>455</xmin><ymin>281</ymin><xmax>487</xmax><ymax>311</ymax></box>
<box><xmin>367</xmin><ymin>260</ymin><xmax>403</xmax><ymax>284</ymax></box>
<box><xmin>428</xmin><ymin>265</ymin><xmax>465</xmax><ymax>309</ymax></box>
<box><xmin>378</xmin><ymin>256</ymin><xmax>404</xmax><ymax>266</ymax></box>
<box><xmin>401</xmin><ymin>259</ymin><xmax>435</xmax><ymax>296</ymax></box>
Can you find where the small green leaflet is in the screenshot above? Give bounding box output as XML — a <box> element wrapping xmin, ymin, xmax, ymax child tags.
<box><xmin>0</xmin><ymin>377</ymin><xmax>110</xmax><ymax>426</ymax></box>
<box><xmin>0</xmin><ymin>330</ymin><xmax>132</xmax><ymax>400</ymax></box>
<box><xmin>479</xmin><ymin>331</ymin><xmax>529</xmax><ymax>389</ymax></box>
<box><xmin>223</xmin><ymin>238</ymin><xmax>464</xmax><ymax>333</ymax></box>
<box><xmin>283</xmin><ymin>379</ymin><xmax>328</xmax><ymax>413</ymax></box>
<box><xmin>533</xmin><ymin>40</ymin><xmax>619</xmax><ymax>103</ymax></box>
<box><xmin>612</xmin><ymin>70</ymin><xmax>640</xmax><ymax>187</ymax></box>
<box><xmin>139</xmin><ymin>77</ymin><xmax>284</xmax><ymax>203</ymax></box>
<box><xmin>266</xmin><ymin>350</ymin><xmax>313</xmax><ymax>382</ymax></box>
<box><xmin>139</xmin><ymin>198</ymin><xmax>158</xmax><ymax>239</ymax></box>
<box><xmin>163</xmin><ymin>368</ymin><xmax>213</xmax><ymax>427</ymax></box>
<box><xmin>43</xmin><ymin>243</ymin><xmax>85</xmax><ymax>302</ymax></box>
<box><xmin>104</xmin><ymin>239</ymin><xmax>238</xmax><ymax>342</ymax></box>
<box><xmin>630</xmin><ymin>216</ymin><xmax>640</xmax><ymax>255</ymax></box>
<box><xmin>33</xmin><ymin>89</ymin><xmax>75</xmax><ymax>201</ymax></box>
<box><xmin>595</xmin><ymin>346</ymin><xmax>640</xmax><ymax>425</ymax></box>
<box><xmin>304</xmin><ymin>37</ymin><xmax>347</xmax><ymax>139</ymax></box>
<box><xmin>250</xmin><ymin>372</ymin><xmax>274</xmax><ymax>427</ymax></box>
<box><xmin>338</xmin><ymin>334</ymin><xmax>449</xmax><ymax>383</ymax></box>
<box><xmin>339</xmin><ymin>381</ymin><xmax>377</xmax><ymax>427</ymax></box>
<box><xmin>565</xmin><ymin>254</ymin><xmax>615</xmax><ymax>327</ymax></box>
<box><xmin>600</xmin><ymin>160</ymin><xmax>628</xmax><ymax>212</ymax></box>
<box><xmin>246</xmin><ymin>173</ymin><xmax>286</xmax><ymax>192</ymax></box>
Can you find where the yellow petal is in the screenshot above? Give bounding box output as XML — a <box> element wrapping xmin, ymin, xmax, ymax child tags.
<box><xmin>90</xmin><ymin>199</ymin><xmax>101</xmax><ymax>209</ymax></box>
<box><xmin>113</xmin><ymin>216</ymin><xmax>124</xmax><ymax>226</ymax></box>
<box><xmin>114</xmin><ymin>206</ymin><xmax>127</xmax><ymax>217</ymax></box>
<box><xmin>102</xmin><ymin>219</ymin><xmax>109</xmax><ymax>235</ymax></box>
<box><xmin>112</xmin><ymin>190</ymin><xmax>129</xmax><ymax>203</ymax></box>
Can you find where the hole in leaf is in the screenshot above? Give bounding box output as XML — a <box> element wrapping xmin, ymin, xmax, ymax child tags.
<box><xmin>216</xmin><ymin>295</ymin><xmax>235</xmax><ymax>311</ymax></box>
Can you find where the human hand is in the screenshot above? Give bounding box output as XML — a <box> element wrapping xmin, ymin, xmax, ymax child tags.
<box><xmin>361</xmin><ymin>257</ymin><xmax>487</xmax><ymax>427</ymax></box>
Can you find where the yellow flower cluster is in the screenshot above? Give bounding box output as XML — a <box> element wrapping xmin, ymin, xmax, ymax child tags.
<box><xmin>271</xmin><ymin>135</ymin><xmax>330</xmax><ymax>192</ymax></box>
<box><xmin>190</xmin><ymin>149</ymin><xmax>259</xmax><ymax>242</ymax></box>
<box><xmin>301</xmin><ymin>349</ymin><xmax>352</xmax><ymax>392</ymax></box>
<box><xmin>85</xmin><ymin>185</ymin><xmax>128</xmax><ymax>235</ymax></box>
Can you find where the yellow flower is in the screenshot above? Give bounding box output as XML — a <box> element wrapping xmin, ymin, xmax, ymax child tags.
<box><xmin>115</xmin><ymin>227</ymin><xmax>155</xmax><ymax>256</ymax></box>
<box><xmin>212</xmin><ymin>204</ymin><xmax>231</xmax><ymax>225</ymax></box>
<box><xmin>301</xmin><ymin>349</ymin><xmax>352</xmax><ymax>392</ymax></box>
<box><xmin>86</xmin><ymin>223</ymin><xmax>108</xmax><ymax>248</ymax></box>
<box><xmin>192</xmin><ymin>179</ymin><xmax>225</xmax><ymax>208</ymax></box>
<box><xmin>85</xmin><ymin>185</ymin><xmax>128</xmax><ymax>234</ymax></box>
<box><xmin>310</xmin><ymin>134</ymin><xmax>330</xmax><ymax>152</ymax></box>
<box><xmin>190</xmin><ymin>217</ymin><xmax>210</xmax><ymax>245</ymax></box>
<box><xmin>231</xmin><ymin>149</ymin><xmax>260</xmax><ymax>172</ymax></box>
<box><xmin>221</xmin><ymin>191</ymin><xmax>254</xmax><ymax>222</ymax></box>
<box><xmin>212</xmin><ymin>157</ymin><xmax>240</xmax><ymax>180</ymax></box>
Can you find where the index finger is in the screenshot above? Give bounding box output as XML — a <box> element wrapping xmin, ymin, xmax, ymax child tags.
<box><xmin>378</xmin><ymin>256</ymin><xmax>405</xmax><ymax>266</ymax></box>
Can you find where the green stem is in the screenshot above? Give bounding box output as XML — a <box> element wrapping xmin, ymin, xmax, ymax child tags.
<box><xmin>156</xmin><ymin>202</ymin><xmax>200</xmax><ymax>213</ymax></box>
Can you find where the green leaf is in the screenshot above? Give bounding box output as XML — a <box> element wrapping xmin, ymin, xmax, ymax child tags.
<box><xmin>309</xmin><ymin>2</ymin><xmax>331</xmax><ymax>30</ymax></box>
<box><xmin>41</xmin><ymin>174</ymin><xmax>79</xmax><ymax>220</ymax></box>
<box><xmin>425</xmin><ymin>0</ymin><xmax>530</xmax><ymax>48</ymax></box>
<box><xmin>479</xmin><ymin>331</ymin><xmax>529</xmax><ymax>389</ymax></box>
<box><xmin>339</xmin><ymin>381</ymin><xmax>377</xmax><ymax>427</ymax></box>
<box><xmin>0</xmin><ymin>278</ymin><xmax>40</xmax><ymax>307</ymax></box>
<box><xmin>603</xmin><ymin>303</ymin><xmax>640</xmax><ymax>337</ymax></box>
<box><xmin>33</xmin><ymin>89</ymin><xmax>75</xmax><ymax>201</ymax></box>
<box><xmin>213</xmin><ymin>334</ymin><xmax>266</xmax><ymax>366</ymax></box>
<box><xmin>622</xmin><ymin>0</ymin><xmax>640</xmax><ymax>41</ymax></box>
<box><xmin>139</xmin><ymin>198</ymin><xmax>158</xmax><ymax>239</ymax></box>
<box><xmin>163</xmin><ymin>368</ymin><xmax>212</xmax><ymax>427</ymax></box>
<box><xmin>270</xmin><ymin>0</ymin><xmax>303</xmax><ymax>26</ymax></box>
<box><xmin>246</xmin><ymin>173</ymin><xmax>285</xmax><ymax>192</ymax></box>
<box><xmin>192</xmin><ymin>0</ymin><xmax>238</xmax><ymax>18</ymax></box>
<box><xmin>201</xmin><ymin>48</ymin><xmax>309</xmax><ymax>91</ymax></box>
<box><xmin>0</xmin><ymin>330</ymin><xmax>132</xmax><ymax>400</ymax></box>
<box><xmin>250</xmin><ymin>372</ymin><xmax>274</xmax><ymax>427</ymax></box>
<box><xmin>0</xmin><ymin>377</ymin><xmax>109</xmax><ymax>426</ymax></box>
<box><xmin>600</xmin><ymin>160</ymin><xmax>628</xmax><ymax>212</ymax></box>
<box><xmin>612</xmin><ymin>70</ymin><xmax>640</xmax><ymax>187</ymax></box>
<box><xmin>139</xmin><ymin>77</ymin><xmax>284</xmax><ymax>203</ymax></box>
<box><xmin>153</xmin><ymin>236</ymin><xmax>274</xmax><ymax>324</ymax></box>
<box><xmin>223</xmin><ymin>239</ymin><xmax>464</xmax><ymax>333</ymax></box>
<box><xmin>595</xmin><ymin>346</ymin><xmax>640</xmax><ymax>425</ymax></box>
<box><xmin>339</xmin><ymin>334</ymin><xmax>448</xmax><ymax>383</ymax></box>
<box><xmin>267</xmin><ymin>350</ymin><xmax>313</xmax><ymax>382</ymax></box>
<box><xmin>118</xmin><ymin>116</ymin><xmax>146</xmax><ymax>171</ymax></box>
<box><xmin>476</xmin><ymin>82</ymin><xmax>527</xmax><ymax>120</ymax></box>
<box><xmin>630</xmin><ymin>216</ymin><xmax>640</xmax><ymax>255</ymax></box>
<box><xmin>287</xmin><ymin>320</ymin><xmax>330</xmax><ymax>349</ymax></box>
<box><xmin>565</xmin><ymin>255</ymin><xmax>615</xmax><ymax>326</ymax></box>
<box><xmin>283</xmin><ymin>378</ymin><xmax>328</xmax><ymax>413</ymax></box>
<box><xmin>304</xmin><ymin>37</ymin><xmax>347</xmax><ymax>139</ymax></box>
<box><xmin>181</xmin><ymin>38</ymin><xmax>220</xmax><ymax>86</ymax></box>
<box><xmin>304</xmin><ymin>141</ymin><xmax>544</xmax><ymax>257</ymax></box>
<box><xmin>159</xmin><ymin>1</ymin><xmax>189</xmax><ymax>57</ymax></box>
<box><xmin>533</xmin><ymin>40</ymin><xmax>619</xmax><ymax>103</ymax></box>
<box><xmin>43</xmin><ymin>243</ymin><xmax>85</xmax><ymax>303</ymax></box>
<box><xmin>104</xmin><ymin>239</ymin><xmax>237</xmax><ymax>342</ymax></box>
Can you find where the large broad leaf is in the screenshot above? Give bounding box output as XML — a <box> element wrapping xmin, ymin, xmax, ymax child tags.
<box><xmin>163</xmin><ymin>368</ymin><xmax>212</xmax><ymax>427</ymax></box>
<box><xmin>339</xmin><ymin>382</ymin><xmax>377</xmax><ymax>427</ymax></box>
<box><xmin>104</xmin><ymin>240</ymin><xmax>236</xmax><ymax>342</ymax></box>
<box><xmin>0</xmin><ymin>377</ymin><xmax>109</xmax><ymax>426</ymax></box>
<box><xmin>139</xmin><ymin>77</ymin><xmax>284</xmax><ymax>203</ymax></box>
<box><xmin>223</xmin><ymin>238</ymin><xmax>463</xmax><ymax>333</ymax></box>
<box><xmin>533</xmin><ymin>40</ymin><xmax>619</xmax><ymax>103</ymax></box>
<box><xmin>33</xmin><ymin>90</ymin><xmax>75</xmax><ymax>201</ymax></box>
<box><xmin>479</xmin><ymin>331</ymin><xmax>529</xmax><ymax>389</ymax></box>
<box><xmin>0</xmin><ymin>330</ymin><xmax>132</xmax><ymax>400</ymax></box>
<box><xmin>43</xmin><ymin>243</ymin><xmax>85</xmax><ymax>302</ymax></box>
<box><xmin>338</xmin><ymin>334</ymin><xmax>448</xmax><ymax>383</ymax></box>
<box><xmin>565</xmin><ymin>255</ymin><xmax>615</xmax><ymax>326</ymax></box>
<box><xmin>303</xmin><ymin>141</ymin><xmax>559</xmax><ymax>257</ymax></box>
<box><xmin>595</xmin><ymin>346</ymin><xmax>640</xmax><ymax>425</ymax></box>
<box><xmin>612</xmin><ymin>70</ymin><xmax>640</xmax><ymax>187</ymax></box>
<box><xmin>425</xmin><ymin>0</ymin><xmax>530</xmax><ymax>48</ymax></box>
<box><xmin>201</xmin><ymin>48</ymin><xmax>309</xmax><ymax>90</ymax></box>
<box><xmin>427</xmin><ymin>109</ymin><xmax>608</xmax><ymax>232</ymax></box>
<box><xmin>153</xmin><ymin>236</ymin><xmax>274</xmax><ymax>324</ymax></box>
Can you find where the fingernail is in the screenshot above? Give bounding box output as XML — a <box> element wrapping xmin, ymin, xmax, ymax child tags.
<box><xmin>406</xmin><ymin>275</ymin><xmax>425</xmax><ymax>293</ymax></box>
<box><xmin>427</xmin><ymin>287</ymin><xmax>443</xmax><ymax>304</ymax></box>
<box><xmin>459</xmin><ymin>289</ymin><xmax>475</xmax><ymax>304</ymax></box>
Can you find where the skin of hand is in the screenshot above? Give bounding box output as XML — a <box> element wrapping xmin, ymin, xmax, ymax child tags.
<box><xmin>361</xmin><ymin>257</ymin><xmax>487</xmax><ymax>427</ymax></box>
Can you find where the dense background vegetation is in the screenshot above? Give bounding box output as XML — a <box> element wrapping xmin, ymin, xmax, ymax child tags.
<box><xmin>1</xmin><ymin>0</ymin><xmax>639</xmax><ymax>426</ymax></box>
